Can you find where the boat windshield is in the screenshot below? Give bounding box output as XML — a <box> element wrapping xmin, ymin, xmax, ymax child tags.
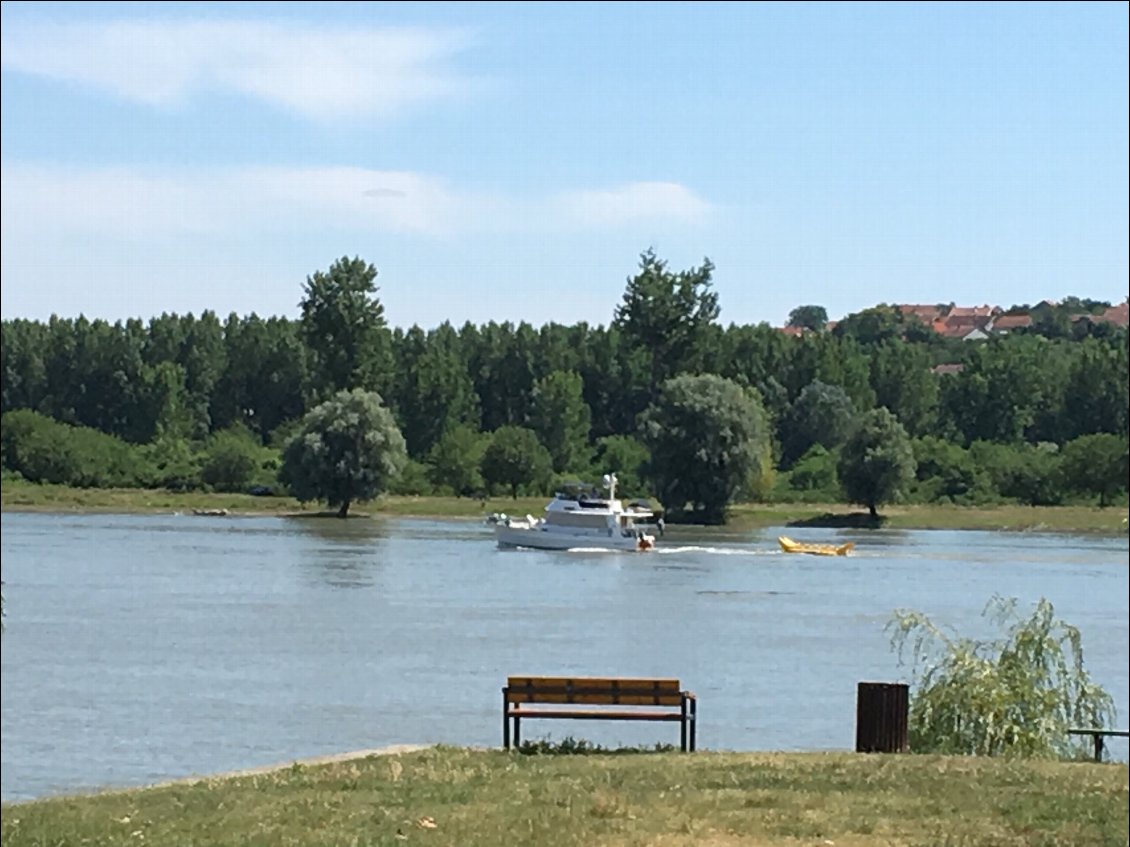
<box><xmin>554</xmin><ymin>482</ymin><xmax>602</xmax><ymax>502</ymax></box>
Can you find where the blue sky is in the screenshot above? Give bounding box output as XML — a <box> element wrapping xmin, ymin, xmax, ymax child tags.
<box><xmin>2</xmin><ymin>1</ymin><xmax>1127</xmax><ymax>330</ymax></box>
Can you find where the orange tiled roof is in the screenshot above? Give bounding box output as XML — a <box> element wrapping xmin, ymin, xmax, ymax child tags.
<box><xmin>897</xmin><ymin>304</ymin><xmax>947</xmax><ymax>322</ymax></box>
<box><xmin>948</xmin><ymin>304</ymin><xmax>999</xmax><ymax>318</ymax></box>
<box><xmin>992</xmin><ymin>314</ymin><xmax>1032</xmax><ymax>331</ymax></box>
<box><xmin>933</xmin><ymin>314</ymin><xmax>994</xmax><ymax>338</ymax></box>
<box><xmin>782</xmin><ymin>300</ymin><xmax>1123</xmax><ymax>336</ymax></box>
<box><xmin>1094</xmin><ymin>301</ymin><xmax>1129</xmax><ymax>327</ymax></box>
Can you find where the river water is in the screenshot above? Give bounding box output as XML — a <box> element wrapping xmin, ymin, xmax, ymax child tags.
<box><xmin>1</xmin><ymin>511</ymin><xmax>1127</xmax><ymax>802</ymax></box>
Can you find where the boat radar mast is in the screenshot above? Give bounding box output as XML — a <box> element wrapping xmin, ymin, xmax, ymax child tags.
<box><xmin>601</xmin><ymin>473</ymin><xmax>618</xmax><ymax>500</ymax></box>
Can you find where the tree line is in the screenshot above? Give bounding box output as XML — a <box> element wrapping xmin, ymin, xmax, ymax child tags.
<box><xmin>2</xmin><ymin>253</ymin><xmax>1127</xmax><ymax>520</ymax></box>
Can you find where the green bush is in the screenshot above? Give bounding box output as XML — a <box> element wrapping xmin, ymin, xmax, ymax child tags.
<box><xmin>1</xmin><ymin>409</ymin><xmax>148</xmax><ymax>488</ymax></box>
<box><xmin>1058</xmin><ymin>433</ymin><xmax>1129</xmax><ymax>507</ymax></box>
<box><xmin>140</xmin><ymin>436</ymin><xmax>202</xmax><ymax>490</ymax></box>
<box><xmin>590</xmin><ymin>434</ymin><xmax>651</xmax><ymax>498</ymax></box>
<box><xmin>388</xmin><ymin>458</ymin><xmax>434</xmax><ymax>496</ymax></box>
<box><xmin>426</xmin><ymin>425</ymin><xmax>486</xmax><ymax>496</ymax></box>
<box><xmin>481</xmin><ymin>426</ymin><xmax>553</xmax><ymax>499</ymax></box>
<box><xmin>199</xmin><ymin>424</ymin><xmax>276</xmax><ymax>492</ymax></box>
<box><xmin>969</xmin><ymin>441</ymin><xmax>1062</xmax><ymax>506</ymax></box>
<box><xmin>786</xmin><ymin>445</ymin><xmax>840</xmax><ymax>495</ymax></box>
<box><xmin>910</xmin><ymin>436</ymin><xmax>995</xmax><ymax>505</ymax></box>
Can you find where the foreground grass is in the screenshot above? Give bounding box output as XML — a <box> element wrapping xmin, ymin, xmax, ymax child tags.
<box><xmin>2</xmin><ymin>747</ymin><xmax>1126</xmax><ymax>847</ymax></box>
<box><xmin>2</xmin><ymin>479</ymin><xmax>1127</xmax><ymax>534</ymax></box>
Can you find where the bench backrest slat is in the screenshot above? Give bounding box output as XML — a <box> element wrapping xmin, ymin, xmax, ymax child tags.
<box><xmin>505</xmin><ymin>676</ymin><xmax>685</xmax><ymax>706</ymax></box>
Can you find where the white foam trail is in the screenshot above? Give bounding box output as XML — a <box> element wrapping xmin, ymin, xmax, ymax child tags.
<box><xmin>656</xmin><ymin>546</ymin><xmax>778</xmax><ymax>556</ymax></box>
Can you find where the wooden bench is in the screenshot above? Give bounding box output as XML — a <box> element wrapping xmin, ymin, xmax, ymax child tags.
<box><xmin>1068</xmin><ymin>727</ymin><xmax>1130</xmax><ymax>762</ymax></box>
<box><xmin>503</xmin><ymin>676</ymin><xmax>697</xmax><ymax>752</ymax></box>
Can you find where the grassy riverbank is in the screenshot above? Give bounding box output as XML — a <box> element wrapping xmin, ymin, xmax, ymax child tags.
<box><xmin>2</xmin><ymin>746</ymin><xmax>1126</xmax><ymax>847</ymax></box>
<box><xmin>2</xmin><ymin>479</ymin><xmax>1127</xmax><ymax>534</ymax></box>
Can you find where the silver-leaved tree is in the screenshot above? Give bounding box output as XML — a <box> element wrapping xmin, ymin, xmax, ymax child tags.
<box><xmin>280</xmin><ymin>389</ymin><xmax>406</xmax><ymax>518</ymax></box>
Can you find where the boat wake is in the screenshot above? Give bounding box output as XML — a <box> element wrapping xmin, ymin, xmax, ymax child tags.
<box><xmin>655</xmin><ymin>545</ymin><xmax>778</xmax><ymax>556</ymax></box>
<box><xmin>514</xmin><ymin>544</ymin><xmax>821</xmax><ymax>557</ymax></box>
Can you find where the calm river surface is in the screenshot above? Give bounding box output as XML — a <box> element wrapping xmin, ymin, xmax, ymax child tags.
<box><xmin>1</xmin><ymin>511</ymin><xmax>1127</xmax><ymax>801</ymax></box>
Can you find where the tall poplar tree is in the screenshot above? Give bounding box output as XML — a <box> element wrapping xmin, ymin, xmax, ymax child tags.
<box><xmin>529</xmin><ymin>370</ymin><xmax>592</xmax><ymax>473</ymax></box>
<box><xmin>299</xmin><ymin>256</ymin><xmax>391</xmax><ymax>400</ymax></box>
<box><xmin>613</xmin><ymin>249</ymin><xmax>719</xmax><ymax>397</ymax></box>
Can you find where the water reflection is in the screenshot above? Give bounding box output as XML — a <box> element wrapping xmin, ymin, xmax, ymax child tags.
<box><xmin>287</xmin><ymin>514</ymin><xmax>390</xmax><ymax>545</ymax></box>
<box><xmin>287</xmin><ymin>515</ymin><xmax>389</xmax><ymax>589</ymax></box>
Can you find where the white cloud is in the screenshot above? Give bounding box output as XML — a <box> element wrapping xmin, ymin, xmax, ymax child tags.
<box><xmin>0</xmin><ymin>164</ymin><xmax>470</xmax><ymax>238</ymax></box>
<box><xmin>0</xmin><ymin>165</ymin><xmax>714</xmax><ymax>240</ymax></box>
<box><xmin>0</xmin><ymin>164</ymin><xmax>718</xmax><ymax>323</ymax></box>
<box><xmin>0</xmin><ymin>19</ymin><xmax>473</xmax><ymax>120</ymax></box>
<box><xmin>555</xmin><ymin>182</ymin><xmax>712</xmax><ymax>225</ymax></box>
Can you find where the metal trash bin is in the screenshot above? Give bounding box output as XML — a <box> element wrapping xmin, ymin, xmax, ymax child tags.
<box><xmin>855</xmin><ymin>681</ymin><xmax>909</xmax><ymax>753</ymax></box>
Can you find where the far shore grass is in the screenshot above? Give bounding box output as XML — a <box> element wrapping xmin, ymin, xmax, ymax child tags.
<box><xmin>2</xmin><ymin>479</ymin><xmax>1127</xmax><ymax>534</ymax></box>
<box><xmin>2</xmin><ymin>746</ymin><xmax>1127</xmax><ymax>847</ymax></box>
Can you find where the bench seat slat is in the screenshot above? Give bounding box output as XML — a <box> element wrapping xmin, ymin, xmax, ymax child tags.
<box><xmin>505</xmin><ymin>676</ymin><xmax>689</xmax><ymax>707</ymax></box>
<box><xmin>508</xmin><ymin>676</ymin><xmax>681</xmax><ymax>690</ymax></box>
<box><xmin>508</xmin><ymin>708</ymin><xmax>685</xmax><ymax>721</ymax></box>
<box><xmin>507</xmin><ymin>692</ymin><xmax>686</xmax><ymax>706</ymax></box>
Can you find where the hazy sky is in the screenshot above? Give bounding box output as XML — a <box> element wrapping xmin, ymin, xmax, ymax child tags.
<box><xmin>2</xmin><ymin>1</ymin><xmax>1127</xmax><ymax>330</ymax></box>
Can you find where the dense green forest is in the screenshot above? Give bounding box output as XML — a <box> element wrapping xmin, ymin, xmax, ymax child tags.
<box><xmin>2</xmin><ymin>253</ymin><xmax>1127</xmax><ymax>521</ymax></box>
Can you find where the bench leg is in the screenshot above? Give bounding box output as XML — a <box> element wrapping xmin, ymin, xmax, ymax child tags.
<box><xmin>690</xmin><ymin>699</ymin><xmax>697</xmax><ymax>752</ymax></box>
<box><xmin>502</xmin><ymin>691</ymin><xmax>511</xmax><ymax>750</ymax></box>
<box><xmin>673</xmin><ymin>700</ymin><xmax>691</xmax><ymax>754</ymax></box>
<box><xmin>680</xmin><ymin>702</ymin><xmax>687</xmax><ymax>752</ymax></box>
<box><xmin>1094</xmin><ymin>734</ymin><xmax>1104</xmax><ymax>763</ymax></box>
<box><xmin>679</xmin><ymin>697</ymin><xmax>697</xmax><ymax>752</ymax></box>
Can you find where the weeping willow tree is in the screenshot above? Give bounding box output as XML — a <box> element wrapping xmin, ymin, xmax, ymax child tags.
<box><xmin>888</xmin><ymin>595</ymin><xmax>1115</xmax><ymax>758</ymax></box>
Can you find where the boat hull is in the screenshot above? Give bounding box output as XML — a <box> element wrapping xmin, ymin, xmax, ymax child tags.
<box><xmin>495</xmin><ymin>524</ymin><xmax>654</xmax><ymax>552</ymax></box>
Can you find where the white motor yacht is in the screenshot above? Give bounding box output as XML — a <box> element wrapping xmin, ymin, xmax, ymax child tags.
<box><xmin>490</xmin><ymin>474</ymin><xmax>660</xmax><ymax>551</ymax></box>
